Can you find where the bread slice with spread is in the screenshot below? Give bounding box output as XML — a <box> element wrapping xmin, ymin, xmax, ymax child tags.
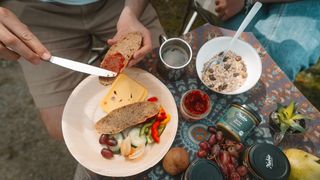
<box><xmin>99</xmin><ymin>32</ymin><xmax>143</xmax><ymax>85</ymax></box>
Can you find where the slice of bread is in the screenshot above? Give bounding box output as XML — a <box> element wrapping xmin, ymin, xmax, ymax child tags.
<box><xmin>99</xmin><ymin>32</ymin><xmax>143</xmax><ymax>85</ymax></box>
<box><xmin>95</xmin><ymin>101</ymin><xmax>160</xmax><ymax>134</ymax></box>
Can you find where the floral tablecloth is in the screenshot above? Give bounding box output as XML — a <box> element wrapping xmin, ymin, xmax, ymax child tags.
<box><xmin>102</xmin><ymin>24</ymin><xmax>320</xmax><ymax>179</ymax></box>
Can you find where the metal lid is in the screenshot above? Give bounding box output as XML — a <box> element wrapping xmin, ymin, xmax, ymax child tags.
<box><xmin>248</xmin><ymin>143</ymin><xmax>290</xmax><ymax>180</ymax></box>
<box><xmin>186</xmin><ymin>159</ymin><xmax>224</xmax><ymax>180</ymax></box>
<box><xmin>232</xmin><ymin>103</ymin><xmax>262</xmax><ymax>123</ymax></box>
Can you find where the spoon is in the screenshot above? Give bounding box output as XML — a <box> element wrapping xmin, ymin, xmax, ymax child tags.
<box><xmin>205</xmin><ymin>2</ymin><xmax>262</xmax><ymax>70</ymax></box>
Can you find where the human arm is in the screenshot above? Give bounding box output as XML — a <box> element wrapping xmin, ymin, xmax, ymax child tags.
<box><xmin>0</xmin><ymin>7</ymin><xmax>50</xmax><ymax>64</ymax></box>
<box><xmin>107</xmin><ymin>0</ymin><xmax>152</xmax><ymax>66</ymax></box>
<box><xmin>215</xmin><ymin>0</ymin><xmax>298</xmax><ymax>21</ymax></box>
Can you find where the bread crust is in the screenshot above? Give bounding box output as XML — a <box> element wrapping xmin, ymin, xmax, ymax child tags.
<box><xmin>95</xmin><ymin>101</ymin><xmax>160</xmax><ymax>134</ymax></box>
<box><xmin>99</xmin><ymin>32</ymin><xmax>143</xmax><ymax>85</ymax></box>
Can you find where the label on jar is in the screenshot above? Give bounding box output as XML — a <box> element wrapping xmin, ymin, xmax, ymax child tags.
<box><xmin>218</xmin><ymin>106</ymin><xmax>256</xmax><ymax>142</ymax></box>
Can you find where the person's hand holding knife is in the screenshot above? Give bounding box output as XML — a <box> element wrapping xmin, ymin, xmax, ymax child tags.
<box><xmin>0</xmin><ymin>7</ymin><xmax>51</xmax><ymax>64</ymax></box>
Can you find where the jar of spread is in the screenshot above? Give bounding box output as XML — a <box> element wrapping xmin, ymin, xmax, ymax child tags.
<box><xmin>242</xmin><ymin>143</ymin><xmax>290</xmax><ymax>180</ymax></box>
<box><xmin>180</xmin><ymin>89</ymin><xmax>211</xmax><ymax>122</ymax></box>
<box><xmin>216</xmin><ymin>103</ymin><xmax>261</xmax><ymax>142</ymax></box>
<box><xmin>182</xmin><ymin>159</ymin><xmax>224</xmax><ymax>180</ymax></box>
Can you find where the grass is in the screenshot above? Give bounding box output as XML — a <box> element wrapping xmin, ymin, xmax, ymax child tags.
<box><xmin>151</xmin><ymin>0</ymin><xmax>320</xmax><ymax>110</ymax></box>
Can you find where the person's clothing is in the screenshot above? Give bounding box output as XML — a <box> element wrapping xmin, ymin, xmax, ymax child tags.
<box><xmin>1</xmin><ymin>0</ymin><xmax>164</xmax><ymax>108</ymax></box>
<box><xmin>220</xmin><ymin>0</ymin><xmax>320</xmax><ymax>81</ymax></box>
<box><xmin>41</xmin><ymin>0</ymin><xmax>98</xmax><ymax>5</ymax></box>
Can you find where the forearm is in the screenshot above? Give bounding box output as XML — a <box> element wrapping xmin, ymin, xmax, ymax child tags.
<box><xmin>123</xmin><ymin>0</ymin><xmax>149</xmax><ymax>18</ymax></box>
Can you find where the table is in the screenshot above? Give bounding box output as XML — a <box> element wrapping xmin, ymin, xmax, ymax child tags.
<box><xmin>102</xmin><ymin>24</ymin><xmax>320</xmax><ymax>179</ymax></box>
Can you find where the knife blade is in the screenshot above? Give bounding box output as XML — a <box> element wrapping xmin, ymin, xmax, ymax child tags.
<box><xmin>48</xmin><ymin>56</ymin><xmax>117</xmax><ymax>77</ymax></box>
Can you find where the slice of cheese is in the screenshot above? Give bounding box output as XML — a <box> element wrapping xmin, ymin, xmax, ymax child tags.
<box><xmin>100</xmin><ymin>73</ymin><xmax>148</xmax><ymax>113</ymax></box>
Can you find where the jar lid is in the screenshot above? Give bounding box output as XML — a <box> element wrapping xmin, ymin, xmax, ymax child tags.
<box><xmin>186</xmin><ymin>159</ymin><xmax>223</xmax><ymax>180</ymax></box>
<box><xmin>232</xmin><ymin>103</ymin><xmax>261</xmax><ymax>123</ymax></box>
<box><xmin>248</xmin><ymin>143</ymin><xmax>290</xmax><ymax>180</ymax></box>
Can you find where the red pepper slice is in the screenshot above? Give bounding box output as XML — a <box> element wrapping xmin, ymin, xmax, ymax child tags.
<box><xmin>147</xmin><ymin>97</ymin><xmax>158</xmax><ymax>102</ymax></box>
<box><xmin>151</xmin><ymin>120</ymin><xmax>161</xmax><ymax>143</ymax></box>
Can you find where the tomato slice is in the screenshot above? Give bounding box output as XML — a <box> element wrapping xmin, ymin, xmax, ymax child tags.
<box><xmin>101</xmin><ymin>52</ymin><xmax>125</xmax><ymax>73</ymax></box>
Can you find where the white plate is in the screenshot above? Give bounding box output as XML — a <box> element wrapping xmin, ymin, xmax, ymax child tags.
<box><xmin>196</xmin><ymin>36</ymin><xmax>262</xmax><ymax>95</ymax></box>
<box><xmin>62</xmin><ymin>67</ymin><xmax>178</xmax><ymax>177</ymax></box>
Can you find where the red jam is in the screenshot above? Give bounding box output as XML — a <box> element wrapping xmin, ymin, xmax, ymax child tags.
<box><xmin>180</xmin><ymin>89</ymin><xmax>211</xmax><ymax>121</ymax></box>
<box><xmin>101</xmin><ymin>52</ymin><xmax>125</xmax><ymax>73</ymax></box>
<box><xmin>184</xmin><ymin>90</ymin><xmax>209</xmax><ymax>115</ymax></box>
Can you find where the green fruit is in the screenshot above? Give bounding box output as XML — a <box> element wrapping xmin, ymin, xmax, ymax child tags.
<box><xmin>284</xmin><ymin>148</ymin><xmax>320</xmax><ymax>180</ymax></box>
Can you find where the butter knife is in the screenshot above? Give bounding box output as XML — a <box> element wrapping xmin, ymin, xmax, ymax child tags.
<box><xmin>48</xmin><ymin>56</ymin><xmax>117</xmax><ymax>77</ymax></box>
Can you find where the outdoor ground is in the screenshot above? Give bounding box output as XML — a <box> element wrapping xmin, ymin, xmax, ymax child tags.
<box><xmin>0</xmin><ymin>1</ymin><xmax>319</xmax><ymax>180</ymax></box>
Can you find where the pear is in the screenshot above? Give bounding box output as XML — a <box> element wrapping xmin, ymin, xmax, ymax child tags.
<box><xmin>284</xmin><ymin>148</ymin><xmax>320</xmax><ymax>180</ymax></box>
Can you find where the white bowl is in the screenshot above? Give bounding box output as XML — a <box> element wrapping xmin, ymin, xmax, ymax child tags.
<box><xmin>196</xmin><ymin>36</ymin><xmax>262</xmax><ymax>95</ymax></box>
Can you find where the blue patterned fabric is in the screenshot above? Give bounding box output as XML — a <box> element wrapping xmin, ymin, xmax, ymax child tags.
<box><xmin>221</xmin><ymin>0</ymin><xmax>320</xmax><ymax>81</ymax></box>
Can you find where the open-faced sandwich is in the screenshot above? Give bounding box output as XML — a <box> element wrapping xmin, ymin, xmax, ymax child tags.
<box><xmin>96</xmin><ymin>73</ymin><xmax>170</xmax><ymax>160</ymax></box>
<box><xmin>99</xmin><ymin>32</ymin><xmax>143</xmax><ymax>86</ymax></box>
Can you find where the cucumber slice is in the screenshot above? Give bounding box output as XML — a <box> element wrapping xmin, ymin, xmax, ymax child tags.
<box><xmin>109</xmin><ymin>133</ymin><xmax>124</xmax><ymax>153</ymax></box>
<box><xmin>128</xmin><ymin>127</ymin><xmax>146</xmax><ymax>147</ymax></box>
<box><xmin>146</xmin><ymin>134</ymin><xmax>154</xmax><ymax>144</ymax></box>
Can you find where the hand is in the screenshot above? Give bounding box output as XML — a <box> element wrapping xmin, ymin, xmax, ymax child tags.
<box><xmin>215</xmin><ymin>0</ymin><xmax>245</xmax><ymax>21</ymax></box>
<box><xmin>0</xmin><ymin>7</ymin><xmax>50</xmax><ymax>64</ymax></box>
<box><xmin>107</xmin><ymin>8</ymin><xmax>152</xmax><ymax>67</ymax></box>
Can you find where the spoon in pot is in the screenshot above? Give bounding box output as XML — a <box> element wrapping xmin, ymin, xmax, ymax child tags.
<box><xmin>205</xmin><ymin>2</ymin><xmax>262</xmax><ymax>71</ymax></box>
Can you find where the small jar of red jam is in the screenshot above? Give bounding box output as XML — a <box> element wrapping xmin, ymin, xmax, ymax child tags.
<box><xmin>180</xmin><ymin>89</ymin><xmax>211</xmax><ymax>122</ymax></box>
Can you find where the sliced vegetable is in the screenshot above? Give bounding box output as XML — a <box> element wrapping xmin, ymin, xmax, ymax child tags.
<box><xmin>140</xmin><ymin>119</ymin><xmax>154</xmax><ymax>136</ymax></box>
<box><xmin>151</xmin><ymin>120</ymin><xmax>161</xmax><ymax>143</ymax></box>
<box><xmin>158</xmin><ymin>124</ymin><xmax>166</xmax><ymax>135</ymax></box>
<box><xmin>128</xmin><ymin>144</ymin><xmax>146</xmax><ymax>160</ymax></box>
<box><xmin>120</xmin><ymin>136</ymin><xmax>131</xmax><ymax>156</ymax></box>
<box><xmin>129</xmin><ymin>127</ymin><xmax>146</xmax><ymax>147</ymax></box>
<box><xmin>160</xmin><ymin>113</ymin><xmax>171</xmax><ymax>125</ymax></box>
<box><xmin>147</xmin><ymin>97</ymin><xmax>158</xmax><ymax>102</ymax></box>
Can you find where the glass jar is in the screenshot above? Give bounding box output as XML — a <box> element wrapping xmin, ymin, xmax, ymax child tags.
<box><xmin>243</xmin><ymin>143</ymin><xmax>291</xmax><ymax>180</ymax></box>
<box><xmin>180</xmin><ymin>89</ymin><xmax>211</xmax><ymax>122</ymax></box>
<box><xmin>216</xmin><ymin>103</ymin><xmax>261</xmax><ymax>142</ymax></box>
<box><xmin>182</xmin><ymin>159</ymin><xmax>224</xmax><ymax>180</ymax></box>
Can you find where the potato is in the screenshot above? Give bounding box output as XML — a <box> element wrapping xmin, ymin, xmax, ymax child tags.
<box><xmin>162</xmin><ymin>147</ymin><xmax>190</xmax><ymax>176</ymax></box>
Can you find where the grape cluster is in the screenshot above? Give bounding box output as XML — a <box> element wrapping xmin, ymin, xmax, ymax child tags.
<box><xmin>197</xmin><ymin>126</ymin><xmax>248</xmax><ymax>180</ymax></box>
<box><xmin>99</xmin><ymin>134</ymin><xmax>117</xmax><ymax>159</ymax></box>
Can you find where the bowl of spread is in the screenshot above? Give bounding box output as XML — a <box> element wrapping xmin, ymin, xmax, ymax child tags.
<box><xmin>179</xmin><ymin>89</ymin><xmax>211</xmax><ymax>122</ymax></box>
<box><xmin>216</xmin><ymin>103</ymin><xmax>261</xmax><ymax>142</ymax></box>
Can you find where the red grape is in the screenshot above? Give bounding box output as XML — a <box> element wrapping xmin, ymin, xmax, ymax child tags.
<box><xmin>235</xmin><ymin>143</ymin><xmax>244</xmax><ymax>152</ymax></box>
<box><xmin>199</xmin><ymin>141</ymin><xmax>210</xmax><ymax>152</ymax></box>
<box><xmin>99</xmin><ymin>134</ymin><xmax>109</xmax><ymax>145</ymax></box>
<box><xmin>216</xmin><ymin>131</ymin><xmax>224</xmax><ymax>142</ymax></box>
<box><xmin>230</xmin><ymin>156</ymin><xmax>239</xmax><ymax>167</ymax></box>
<box><xmin>219</xmin><ymin>151</ymin><xmax>231</xmax><ymax>165</ymax></box>
<box><xmin>211</xmin><ymin>144</ymin><xmax>220</xmax><ymax>157</ymax></box>
<box><xmin>106</xmin><ymin>136</ymin><xmax>117</xmax><ymax>146</ymax></box>
<box><xmin>208</xmin><ymin>134</ymin><xmax>217</xmax><ymax>145</ymax></box>
<box><xmin>101</xmin><ymin>148</ymin><xmax>113</xmax><ymax>159</ymax></box>
<box><xmin>226</xmin><ymin>163</ymin><xmax>236</xmax><ymax>174</ymax></box>
<box><xmin>228</xmin><ymin>146</ymin><xmax>239</xmax><ymax>158</ymax></box>
<box><xmin>197</xmin><ymin>150</ymin><xmax>207</xmax><ymax>158</ymax></box>
<box><xmin>236</xmin><ymin>166</ymin><xmax>248</xmax><ymax>177</ymax></box>
<box><xmin>219</xmin><ymin>164</ymin><xmax>228</xmax><ymax>176</ymax></box>
<box><xmin>207</xmin><ymin>126</ymin><xmax>217</xmax><ymax>134</ymax></box>
<box><xmin>230</xmin><ymin>172</ymin><xmax>241</xmax><ymax>180</ymax></box>
<box><xmin>225</xmin><ymin>139</ymin><xmax>236</xmax><ymax>146</ymax></box>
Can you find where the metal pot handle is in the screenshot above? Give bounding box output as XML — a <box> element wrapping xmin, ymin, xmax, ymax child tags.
<box><xmin>159</xmin><ymin>34</ymin><xmax>168</xmax><ymax>45</ymax></box>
